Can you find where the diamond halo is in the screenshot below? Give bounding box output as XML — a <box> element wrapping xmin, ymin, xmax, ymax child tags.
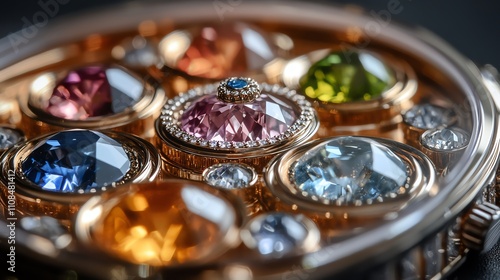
<box><xmin>217</xmin><ymin>77</ymin><xmax>261</xmax><ymax>103</ymax></box>
<box><xmin>159</xmin><ymin>80</ymin><xmax>316</xmax><ymax>152</ymax></box>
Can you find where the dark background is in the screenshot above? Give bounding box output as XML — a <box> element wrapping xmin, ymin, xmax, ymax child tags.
<box><xmin>0</xmin><ymin>0</ymin><xmax>499</xmax><ymax>279</ymax></box>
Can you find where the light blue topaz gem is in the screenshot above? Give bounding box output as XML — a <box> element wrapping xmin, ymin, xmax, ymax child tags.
<box><xmin>291</xmin><ymin>137</ymin><xmax>408</xmax><ymax>203</ymax></box>
<box><xmin>22</xmin><ymin>130</ymin><xmax>130</xmax><ymax>193</ymax></box>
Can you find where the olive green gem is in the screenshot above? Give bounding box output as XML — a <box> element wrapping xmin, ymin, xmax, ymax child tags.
<box><xmin>299</xmin><ymin>51</ymin><xmax>396</xmax><ymax>103</ymax></box>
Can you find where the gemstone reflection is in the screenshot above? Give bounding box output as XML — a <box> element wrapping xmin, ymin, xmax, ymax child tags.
<box><xmin>421</xmin><ymin>128</ymin><xmax>469</xmax><ymax>151</ymax></box>
<box><xmin>203</xmin><ymin>163</ymin><xmax>256</xmax><ymax>189</ymax></box>
<box><xmin>299</xmin><ymin>50</ymin><xmax>396</xmax><ymax>103</ymax></box>
<box><xmin>21</xmin><ymin>130</ymin><xmax>130</xmax><ymax>193</ymax></box>
<box><xmin>181</xmin><ymin>93</ymin><xmax>298</xmax><ymax>142</ymax></box>
<box><xmin>0</xmin><ymin>127</ymin><xmax>23</xmax><ymax>150</ymax></box>
<box><xmin>291</xmin><ymin>137</ymin><xmax>408</xmax><ymax>203</ymax></box>
<box><xmin>88</xmin><ymin>181</ymin><xmax>239</xmax><ymax>266</ymax></box>
<box><xmin>159</xmin><ymin>23</ymin><xmax>277</xmax><ymax>79</ymax></box>
<box><xmin>45</xmin><ymin>66</ymin><xmax>143</xmax><ymax>120</ymax></box>
<box><xmin>403</xmin><ymin>104</ymin><xmax>455</xmax><ymax>130</ymax></box>
<box><xmin>241</xmin><ymin>213</ymin><xmax>319</xmax><ymax>257</ymax></box>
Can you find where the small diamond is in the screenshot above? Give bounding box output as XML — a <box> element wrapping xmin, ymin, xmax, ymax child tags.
<box><xmin>22</xmin><ymin>130</ymin><xmax>130</xmax><ymax>193</ymax></box>
<box><xmin>421</xmin><ymin>128</ymin><xmax>469</xmax><ymax>150</ymax></box>
<box><xmin>299</xmin><ymin>50</ymin><xmax>396</xmax><ymax>103</ymax></box>
<box><xmin>203</xmin><ymin>163</ymin><xmax>256</xmax><ymax>189</ymax></box>
<box><xmin>45</xmin><ymin>66</ymin><xmax>143</xmax><ymax>120</ymax></box>
<box><xmin>241</xmin><ymin>213</ymin><xmax>319</xmax><ymax>257</ymax></box>
<box><xmin>291</xmin><ymin>137</ymin><xmax>408</xmax><ymax>203</ymax></box>
<box><xmin>403</xmin><ymin>104</ymin><xmax>455</xmax><ymax>129</ymax></box>
<box><xmin>0</xmin><ymin>127</ymin><xmax>23</xmax><ymax>150</ymax></box>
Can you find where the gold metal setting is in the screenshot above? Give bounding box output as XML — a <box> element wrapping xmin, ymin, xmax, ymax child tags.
<box><xmin>155</xmin><ymin>82</ymin><xmax>319</xmax><ymax>175</ymax></box>
<box><xmin>265</xmin><ymin>137</ymin><xmax>436</xmax><ymax>228</ymax></box>
<box><xmin>18</xmin><ymin>65</ymin><xmax>166</xmax><ymax>139</ymax></box>
<box><xmin>0</xmin><ymin>130</ymin><xmax>160</xmax><ymax>221</ymax></box>
<box><xmin>281</xmin><ymin>49</ymin><xmax>418</xmax><ymax>137</ymax></box>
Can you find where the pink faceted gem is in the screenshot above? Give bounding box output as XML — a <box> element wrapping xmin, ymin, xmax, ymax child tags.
<box><xmin>180</xmin><ymin>93</ymin><xmax>298</xmax><ymax>142</ymax></box>
<box><xmin>45</xmin><ymin>66</ymin><xmax>112</xmax><ymax>120</ymax></box>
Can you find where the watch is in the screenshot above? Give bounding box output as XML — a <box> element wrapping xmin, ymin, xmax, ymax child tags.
<box><xmin>0</xmin><ymin>1</ymin><xmax>499</xmax><ymax>279</ymax></box>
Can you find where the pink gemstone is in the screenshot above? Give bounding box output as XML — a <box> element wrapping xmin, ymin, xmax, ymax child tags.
<box><xmin>180</xmin><ymin>93</ymin><xmax>298</xmax><ymax>142</ymax></box>
<box><xmin>46</xmin><ymin>66</ymin><xmax>112</xmax><ymax>120</ymax></box>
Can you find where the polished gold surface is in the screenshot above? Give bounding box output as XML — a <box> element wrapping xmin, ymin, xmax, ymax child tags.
<box><xmin>0</xmin><ymin>130</ymin><xmax>160</xmax><ymax>220</ymax></box>
<box><xmin>0</xmin><ymin>2</ymin><xmax>495</xmax><ymax>279</ymax></box>
<box><xmin>77</xmin><ymin>180</ymin><xmax>242</xmax><ymax>266</ymax></box>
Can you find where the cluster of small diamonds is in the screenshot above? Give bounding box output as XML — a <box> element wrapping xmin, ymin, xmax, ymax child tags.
<box><xmin>217</xmin><ymin>77</ymin><xmax>261</xmax><ymax>103</ymax></box>
<box><xmin>160</xmin><ymin>83</ymin><xmax>315</xmax><ymax>150</ymax></box>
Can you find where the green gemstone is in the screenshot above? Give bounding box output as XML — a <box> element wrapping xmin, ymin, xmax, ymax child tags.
<box><xmin>299</xmin><ymin>51</ymin><xmax>396</xmax><ymax>103</ymax></box>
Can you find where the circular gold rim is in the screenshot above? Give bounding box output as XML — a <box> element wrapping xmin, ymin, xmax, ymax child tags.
<box><xmin>265</xmin><ymin>136</ymin><xmax>436</xmax><ymax>217</ymax></box>
<box><xmin>74</xmin><ymin>179</ymin><xmax>244</xmax><ymax>268</ymax></box>
<box><xmin>155</xmin><ymin>82</ymin><xmax>319</xmax><ymax>173</ymax></box>
<box><xmin>18</xmin><ymin>64</ymin><xmax>166</xmax><ymax>137</ymax></box>
<box><xmin>0</xmin><ymin>129</ymin><xmax>161</xmax><ymax>219</ymax></box>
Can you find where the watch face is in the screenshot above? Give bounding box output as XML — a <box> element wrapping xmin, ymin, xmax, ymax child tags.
<box><xmin>0</xmin><ymin>1</ymin><xmax>499</xmax><ymax>279</ymax></box>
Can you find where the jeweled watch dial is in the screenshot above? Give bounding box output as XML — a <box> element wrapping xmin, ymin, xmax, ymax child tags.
<box><xmin>0</xmin><ymin>2</ymin><xmax>499</xmax><ymax>280</ymax></box>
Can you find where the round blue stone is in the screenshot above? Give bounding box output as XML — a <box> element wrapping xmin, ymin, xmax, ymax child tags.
<box><xmin>246</xmin><ymin>213</ymin><xmax>308</xmax><ymax>256</ymax></box>
<box><xmin>227</xmin><ymin>78</ymin><xmax>248</xmax><ymax>89</ymax></box>
<box><xmin>292</xmin><ymin>137</ymin><xmax>407</xmax><ymax>203</ymax></box>
<box><xmin>22</xmin><ymin>130</ymin><xmax>130</xmax><ymax>193</ymax></box>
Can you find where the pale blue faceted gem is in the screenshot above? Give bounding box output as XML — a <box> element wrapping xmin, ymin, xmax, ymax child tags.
<box><xmin>292</xmin><ymin>137</ymin><xmax>407</xmax><ymax>202</ymax></box>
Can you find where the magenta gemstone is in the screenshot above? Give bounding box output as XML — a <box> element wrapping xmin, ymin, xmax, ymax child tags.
<box><xmin>180</xmin><ymin>93</ymin><xmax>298</xmax><ymax>142</ymax></box>
<box><xmin>45</xmin><ymin>66</ymin><xmax>113</xmax><ymax>120</ymax></box>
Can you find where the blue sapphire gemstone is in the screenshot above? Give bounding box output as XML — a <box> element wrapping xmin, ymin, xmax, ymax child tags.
<box><xmin>22</xmin><ymin>130</ymin><xmax>130</xmax><ymax>193</ymax></box>
<box><xmin>227</xmin><ymin>78</ymin><xmax>248</xmax><ymax>89</ymax></box>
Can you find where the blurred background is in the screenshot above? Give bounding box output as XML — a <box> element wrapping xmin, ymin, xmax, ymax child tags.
<box><xmin>0</xmin><ymin>0</ymin><xmax>499</xmax><ymax>279</ymax></box>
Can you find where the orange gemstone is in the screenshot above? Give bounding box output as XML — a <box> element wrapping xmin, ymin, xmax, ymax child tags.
<box><xmin>159</xmin><ymin>23</ymin><xmax>277</xmax><ymax>79</ymax></box>
<box><xmin>86</xmin><ymin>180</ymin><xmax>240</xmax><ymax>266</ymax></box>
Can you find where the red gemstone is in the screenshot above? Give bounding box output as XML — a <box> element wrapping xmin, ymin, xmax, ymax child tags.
<box><xmin>161</xmin><ymin>23</ymin><xmax>277</xmax><ymax>79</ymax></box>
<box><xmin>46</xmin><ymin>66</ymin><xmax>112</xmax><ymax>120</ymax></box>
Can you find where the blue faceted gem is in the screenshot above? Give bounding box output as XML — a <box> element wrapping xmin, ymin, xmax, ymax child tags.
<box><xmin>227</xmin><ymin>78</ymin><xmax>248</xmax><ymax>89</ymax></box>
<box><xmin>292</xmin><ymin>137</ymin><xmax>407</xmax><ymax>203</ymax></box>
<box><xmin>22</xmin><ymin>130</ymin><xmax>130</xmax><ymax>193</ymax></box>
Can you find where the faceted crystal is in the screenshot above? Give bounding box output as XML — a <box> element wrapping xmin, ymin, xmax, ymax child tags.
<box><xmin>403</xmin><ymin>104</ymin><xmax>455</xmax><ymax>129</ymax></box>
<box><xmin>89</xmin><ymin>181</ymin><xmax>238</xmax><ymax>266</ymax></box>
<box><xmin>421</xmin><ymin>128</ymin><xmax>469</xmax><ymax>150</ymax></box>
<box><xmin>299</xmin><ymin>51</ymin><xmax>396</xmax><ymax>103</ymax></box>
<box><xmin>22</xmin><ymin>130</ymin><xmax>130</xmax><ymax>193</ymax></box>
<box><xmin>292</xmin><ymin>137</ymin><xmax>408</xmax><ymax>203</ymax></box>
<box><xmin>242</xmin><ymin>213</ymin><xmax>314</xmax><ymax>257</ymax></box>
<box><xmin>203</xmin><ymin>163</ymin><xmax>255</xmax><ymax>189</ymax></box>
<box><xmin>181</xmin><ymin>93</ymin><xmax>298</xmax><ymax>142</ymax></box>
<box><xmin>45</xmin><ymin>66</ymin><xmax>143</xmax><ymax>120</ymax></box>
<box><xmin>0</xmin><ymin>127</ymin><xmax>23</xmax><ymax>149</ymax></box>
<box><xmin>227</xmin><ymin>78</ymin><xmax>248</xmax><ymax>89</ymax></box>
<box><xmin>159</xmin><ymin>23</ymin><xmax>277</xmax><ymax>79</ymax></box>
